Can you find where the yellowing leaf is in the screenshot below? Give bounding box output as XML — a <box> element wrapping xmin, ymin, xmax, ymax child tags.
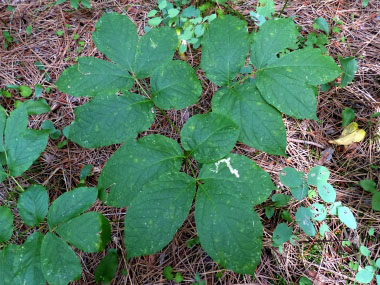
<box><xmin>329</xmin><ymin>122</ymin><xmax>366</xmax><ymax>146</ymax></box>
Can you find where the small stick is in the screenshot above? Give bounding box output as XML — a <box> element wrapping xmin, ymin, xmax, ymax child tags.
<box><xmin>288</xmin><ymin>138</ymin><xmax>326</xmax><ymax>149</ymax></box>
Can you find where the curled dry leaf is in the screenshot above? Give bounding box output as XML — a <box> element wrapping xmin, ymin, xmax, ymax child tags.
<box><xmin>329</xmin><ymin>122</ymin><xmax>365</xmax><ymax>146</ymax></box>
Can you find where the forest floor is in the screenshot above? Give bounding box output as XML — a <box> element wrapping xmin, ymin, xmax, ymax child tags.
<box><xmin>0</xmin><ymin>0</ymin><xmax>379</xmax><ymax>284</ymax></box>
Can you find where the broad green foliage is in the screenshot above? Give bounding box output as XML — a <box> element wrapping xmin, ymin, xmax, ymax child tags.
<box><xmin>2</xmin><ymin>104</ymin><xmax>48</xmax><ymax>176</ymax></box>
<box><xmin>151</xmin><ymin>60</ymin><xmax>202</xmax><ymax>110</ymax></box>
<box><xmin>3</xmin><ymin>186</ymin><xmax>111</xmax><ymax>284</ymax></box>
<box><xmin>0</xmin><ymin>206</ymin><xmax>13</xmax><ymax>242</ymax></box>
<box><xmin>338</xmin><ymin>206</ymin><xmax>357</xmax><ymax>229</ymax></box>
<box><xmin>212</xmin><ymin>82</ymin><xmax>286</xmax><ymax>155</ymax></box>
<box><xmin>17</xmin><ymin>185</ymin><xmax>49</xmax><ymax>226</ymax></box>
<box><xmin>95</xmin><ymin>249</ymin><xmax>118</xmax><ymax>284</ymax></box>
<box><xmin>272</xmin><ymin>223</ymin><xmax>292</xmax><ymax>246</ymax></box>
<box><xmin>342</xmin><ymin>107</ymin><xmax>355</xmax><ymax>127</ymax></box>
<box><xmin>181</xmin><ymin>113</ymin><xmax>239</xmax><ymax>163</ymax></box>
<box><xmin>55</xmin><ymin>12</ymin><xmax>344</xmax><ymax>275</ymax></box>
<box><xmin>280</xmin><ymin>167</ymin><xmax>303</xmax><ymax>188</ymax></box>
<box><xmin>295</xmin><ymin>207</ymin><xmax>316</xmax><ymax>236</ymax></box>
<box><xmin>307</xmin><ymin>166</ymin><xmax>330</xmax><ymax>186</ymax></box>
<box><xmin>359</xmin><ymin>179</ymin><xmax>379</xmax><ymax>211</ymax></box>
<box><xmin>339</xmin><ymin>56</ymin><xmax>357</xmax><ymax>87</ymax></box>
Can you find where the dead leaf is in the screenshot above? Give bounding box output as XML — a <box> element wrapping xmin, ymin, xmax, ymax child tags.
<box><xmin>329</xmin><ymin>122</ymin><xmax>366</xmax><ymax>146</ymax></box>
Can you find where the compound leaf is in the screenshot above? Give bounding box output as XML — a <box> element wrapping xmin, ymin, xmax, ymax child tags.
<box><xmin>134</xmin><ymin>27</ymin><xmax>177</xmax><ymax>78</ymax></box>
<box><xmin>308</xmin><ymin>165</ymin><xmax>330</xmax><ymax>186</ymax></box>
<box><xmin>279</xmin><ymin>167</ymin><xmax>304</xmax><ymax>188</ymax></box>
<box><xmin>56</xmin><ymin>57</ymin><xmax>133</xmax><ymax>97</ymax></box>
<box><xmin>251</xmin><ymin>18</ymin><xmax>299</xmax><ymax>68</ymax></box>
<box><xmin>295</xmin><ymin>207</ymin><xmax>316</xmax><ymax>237</ymax></box>
<box><xmin>17</xmin><ymin>185</ymin><xmax>49</xmax><ymax>226</ymax></box>
<box><xmin>98</xmin><ymin>135</ymin><xmax>184</xmax><ymax>207</ymax></box>
<box><xmin>317</xmin><ymin>183</ymin><xmax>336</xmax><ymax>203</ymax></box>
<box><xmin>124</xmin><ymin>173</ymin><xmax>196</xmax><ymax>257</ymax></box>
<box><xmin>201</xmin><ymin>15</ymin><xmax>250</xmax><ymax>86</ymax></box>
<box><xmin>338</xmin><ymin>206</ymin><xmax>357</xmax><ymax>229</ymax></box>
<box><xmin>256</xmin><ymin>49</ymin><xmax>341</xmax><ymax>119</ymax></box>
<box><xmin>151</xmin><ymin>60</ymin><xmax>202</xmax><ymax>110</ymax></box>
<box><xmin>195</xmin><ymin>182</ymin><xmax>263</xmax><ymax>274</ymax></box>
<box><xmin>56</xmin><ymin>212</ymin><xmax>111</xmax><ymax>252</ymax></box>
<box><xmin>64</xmin><ymin>93</ymin><xmax>154</xmax><ymax>148</ymax></box>
<box><xmin>95</xmin><ymin>249</ymin><xmax>118</xmax><ymax>284</ymax></box>
<box><xmin>4</xmin><ymin>105</ymin><xmax>48</xmax><ymax>177</ymax></box>
<box><xmin>212</xmin><ymin>82</ymin><xmax>286</xmax><ymax>155</ymax></box>
<box><xmin>47</xmin><ymin>187</ymin><xmax>98</xmax><ymax>228</ymax></box>
<box><xmin>180</xmin><ymin>113</ymin><xmax>239</xmax><ymax>163</ymax></box>
<box><xmin>13</xmin><ymin>231</ymin><xmax>45</xmax><ymax>285</ymax></box>
<box><xmin>92</xmin><ymin>13</ymin><xmax>138</xmax><ymax>71</ymax></box>
<box><xmin>41</xmin><ymin>233</ymin><xmax>82</xmax><ymax>285</ymax></box>
<box><xmin>0</xmin><ymin>206</ymin><xmax>13</xmax><ymax>242</ymax></box>
<box><xmin>198</xmin><ymin>154</ymin><xmax>275</xmax><ymax>208</ymax></box>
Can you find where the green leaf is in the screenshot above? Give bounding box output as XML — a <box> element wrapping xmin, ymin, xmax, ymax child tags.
<box><xmin>359</xmin><ymin>179</ymin><xmax>377</xmax><ymax>193</ymax></box>
<box><xmin>56</xmin><ymin>212</ymin><xmax>111</xmax><ymax>252</ymax></box>
<box><xmin>265</xmin><ymin>207</ymin><xmax>274</xmax><ymax>219</ymax></box>
<box><xmin>17</xmin><ymin>185</ymin><xmax>49</xmax><ymax>226</ymax></box>
<box><xmin>201</xmin><ymin>15</ymin><xmax>250</xmax><ymax>86</ymax></box>
<box><xmin>317</xmin><ymin>183</ymin><xmax>336</xmax><ymax>203</ymax></box>
<box><xmin>362</xmin><ymin>0</ymin><xmax>370</xmax><ymax>7</ymax></box>
<box><xmin>372</xmin><ymin>192</ymin><xmax>380</xmax><ymax>211</ymax></box>
<box><xmin>329</xmin><ymin>201</ymin><xmax>342</xmax><ymax>215</ymax></box>
<box><xmin>13</xmin><ymin>231</ymin><xmax>45</xmax><ymax>285</ymax></box>
<box><xmin>175</xmin><ymin>272</ymin><xmax>184</xmax><ymax>283</ymax></box>
<box><xmin>376</xmin><ymin>258</ymin><xmax>380</xmax><ymax>268</ymax></box>
<box><xmin>279</xmin><ymin>167</ymin><xmax>304</xmax><ymax>187</ymax></box>
<box><xmin>299</xmin><ymin>277</ymin><xmax>313</xmax><ymax>285</ymax></box>
<box><xmin>94</xmin><ymin>249</ymin><xmax>118</xmax><ymax>284</ymax></box>
<box><xmin>272</xmin><ymin>194</ymin><xmax>291</xmax><ymax>207</ymax></box>
<box><xmin>151</xmin><ymin>60</ymin><xmax>202</xmax><ymax>110</ymax></box>
<box><xmin>342</xmin><ymin>107</ymin><xmax>355</xmax><ymax>127</ymax></box>
<box><xmin>195</xmin><ymin>153</ymin><xmax>274</xmax><ymax>273</ymax></box>
<box><xmin>23</xmin><ymin>99</ymin><xmax>51</xmax><ymax>115</ymax></box>
<box><xmin>26</xmin><ymin>24</ymin><xmax>32</xmax><ymax>35</ymax></box>
<box><xmin>338</xmin><ymin>206</ymin><xmax>357</xmax><ymax>229</ymax></box>
<box><xmin>64</xmin><ymin>93</ymin><xmax>154</xmax><ymax>148</ymax></box>
<box><xmin>80</xmin><ymin>0</ymin><xmax>91</xmax><ymax>9</ymax></box>
<box><xmin>124</xmin><ymin>173</ymin><xmax>196</xmax><ymax>257</ymax></box>
<box><xmin>281</xmin><ymin>210</ymin><xmax>292</xmax><ymax>222</ymax></box>
<box><xmin>134</xmin><ymin>27</ymin><xmax>177</xmax><ymax>78</ymax></box>
<box><xmin>56</xmin><ymin>57</ymin><xmax>134</xmax><ymax>97</ymax></box>
<box><xmin>295</xmin><ymin>207</ymin><xmax>316</xmax><ymax>237</ymax></box>
<box><xmin>80</xmin><ymin>164</ymin><xmax>92</xmax><ymax>181</ymax></box>
<box><xmin>355</xmin><ymin>268</ymin><xmax>374</xmax><ymax>284</ymax></box>
<box><xmin>147</xmin><ymin>10</ymin><xmax>158</xmax><ymax>17</ymax></box>
<box><xmin>198</xmin><ymin>154</ymin><xmax>275</xmax><ymax>206</ymax></box>
<box><xmin>307</xmin><ymin>165</ymin><xmax>330</xmax><ymax>186</ymax></box>
<box><xmin>0</xmin><ymin>244</ymin><xmax>19</xmax><ymax>284</ymax></box>
<box><xmin>47</xmin><ymin>187</ymin><xmax>98</xmax><ymax>228</ymax></box>
<box><xmin>256</xmin><ymin>0</ymin><xmax>275</xmax><ymax>19</ymax></box>
<box><xmin>309</xmin><ymin>203</ymin><xmax>327</xmax><ymax>221</ymax></box>
<box><xmin>41</xmin><ymin>232</ymin><xmax>82</xmax><ymax>285</ymax></box>
<box><xmin>195</xmin><ymin>183</ymin><xmax>263</xmax><ymax>274</ymax></box>
<box><xmin>180</xmin><ymin>113</ymin><xmax>239</xmax><ymax>163</ymax></box>
<box><xmin>0</xmin><ymin>106</ymin><xmax>6</xmax><ymax>151</ymax></box>
<box><xmin>272</xmin><ymin>223</ymin><xmax>292</xmax><ymax>246</ymax></box>
<box><xmin>0</xmin><ymin>206</ymin><xmax>13</xmax><ymax>242</ymax></box>
<box><xmin>339</xmin><ymin>56</ymin><xmax>357</xmax><ymax>87</ymax></box>
<box><xmin>256</xmin><ymin>49</ymin><xmax>341</xmax><ymax>119</ymax></box>
<box><xmin>251</xmin><ymin>18</ymin><xmax>299</xmax><ymax>69</ymax></box>
<box><xmin>314</xmin><ymin>17</ymin><xmax>329</xmax><ymax>34</ymax></box>
<box><xmin>168</xmin><ymin>8</ymin><xmax>179</xmax><ymax>18</ymax></box>
<box><xmin>371</xmin><ymin>112</ymin><xmax>380</xmax><ymax>118</ymax></box>
<box><xmin>19</xmin><ymin>86</ymin><xmax>33</xmax><ymax>98</ymax></box>
<box><xmin>212</xmin><ymin>82</ymin><xmax>286</xmax><ymax>155</ymax></box>
<box><xmin>98</xmin><ymin>135</ymin><xmax>183</xmax><ymax>207</ymax></box>
<box><xmin>4</xmin><ymin>105</ymin><xmax>49</xmax><ymax>176</ymax></box>
<box><xmin>163</xmin><ymin>266</ymin><xmax>174</xmax><ymax>281</ymax></box>
<box><xmin>41</xmin><ymin>120</ymin><xmax>61</xmax><ymax>140</ymax></box>
<box><xmin>290</xmin><ymin>182</ymin><xmax>308</xmax><ymax>201</ymax></box>
<box><xmin>148</xmin><ymin>17</ymin><xmax>163</xmax><ymax>27</ymax></box>
<box><xmin>319</xmin><ymin>223</ymin><xmax>329</xmax><ymax>237</ymax></box>
<box><xmin>360</xmin><ymin>245</ymin><xmax>371</xmax><ymax>257</ymax></box>
<box><xmin>70</xmin><ymin>0</ymin><xmax>79</xmax><ymax>9</ymax></box>
<box><xmin>92</xmin><ymin>13</ymin><xmax>138</xmax><ymax>71</ymax></box>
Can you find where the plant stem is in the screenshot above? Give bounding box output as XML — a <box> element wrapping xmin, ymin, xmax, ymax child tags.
<box><xmin>279</xmin><ymin>0</ymin><xmax>289</xmax><ymax>17</ymax></box>
<box><xmin>157</xmin><ymin>107</ymin><xmax>181</xmax><ymax>135</ymax></box>
<box><xmin>134</xmin><ymin>78</ymin><xmax>151</xmax><ymax>100</ymax></box>
<box><xmin>186</xmin><ymin>158</ymin><xmax>197</xmax><ymax>179</ymax></box>
<box><xmin>10</xmin><ymin>176</ymin><xmax>25</xmax><ymax>192</ymax></box>
<box><xmin>229</xmin><ymin>71</ymin><xmax>256</xmax><ymax>89</ymax></box>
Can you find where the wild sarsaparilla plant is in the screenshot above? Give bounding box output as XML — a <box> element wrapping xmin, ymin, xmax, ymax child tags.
<box><xmin>55</xmin><ymin>11</ymin><xmax>342</xmax><ymax>275</ymax></box>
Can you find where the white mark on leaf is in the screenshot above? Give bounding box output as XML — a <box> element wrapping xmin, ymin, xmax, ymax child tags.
<box><xmin>210</xmin><ymin>157</ymin><xmax>240</xmax><ymax>178</ymax></box>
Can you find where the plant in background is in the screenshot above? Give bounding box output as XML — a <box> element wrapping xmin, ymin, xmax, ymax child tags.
<box><xmin>55</xmin><ymin>9</ymin><xmax>345</xmax><ymax>275</ymax></box>
<box><xmin>354</xmin><ymin>243</ymin><xmax>380</xmax><ymax>284</ymax></box>
<box><xmin>0</xmin><ymin>186</ymin><xmax>111</xmax><ymax>284</ymax></box>
<box><xmin>55</xmin><ymin>0</ymin><xmax>91</xmax><ymax>9</ymax></box>
<box><xmin>359</xmin><ymin>179</ymin><xmax>380</xmax><ymax>211</ymax></box>
<box><xmin>146</xmin><ymin>0</ymin><xmax>217</xmax><ymax>53</ymax></box>
<box><xmin>272</xmin><ymin>166</ymin><xmax>357</xmax><ymax>248</ymax></box>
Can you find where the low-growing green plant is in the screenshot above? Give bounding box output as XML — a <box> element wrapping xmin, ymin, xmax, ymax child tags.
<box><xmin>55</xmin><ymin>9</ymin><xmax>345</xmax><ymax>275</ymax></box>
<box><xmin>272</xmin><ymin>166</ymin><xmax>357</xmax><ymax>248</ymax></box>
<box><xmin>353</xmin><ymin>242</ymin><xmax>380</xmax><ymax>284</ymax></box>
<box><xmin>55</xmin><ymin>0</ymin><xmax>91</xmax><ymax>9</ymax></box>
<box><xmin>359</xmin><ymin>179</ymin><xmax>380</xmax><ymax>211</ymax></box>
<box><xmin>0</xmin><ymin>185</ymin><xmax>111</xmax><ymax>284</ymax></box>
